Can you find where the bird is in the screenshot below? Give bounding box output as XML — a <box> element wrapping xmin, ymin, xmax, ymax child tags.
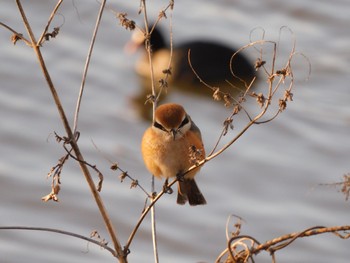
<box><xmin>126</xmin><ymin>25</ymin><xmax>257</xmax><ymax>119</ymax></box>
<box><xmin>141</xmin><ymin>103</ymin><xmax>206</xmax><ymax>206</ymax></box>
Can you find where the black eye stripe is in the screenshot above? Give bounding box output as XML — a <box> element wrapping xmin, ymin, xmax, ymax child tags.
<box><xmin>153</xmin><ymin>121</ymin><xmax>167</xmax><ymax>131</ymax></box>
<box><xmin>179</xmin><ymin>116</ymin><xmax>189</xmax><ymax>128</ymax></box>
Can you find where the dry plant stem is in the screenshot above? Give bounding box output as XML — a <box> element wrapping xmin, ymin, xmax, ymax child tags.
<box><xmin>140</xmin><ymin>0</ymin><xmax>157</xmax><ymax>120</ymax></box>
<box><xmin>253</xmin><ymin>225</ymin><xmax>350</xmax><ymax>254</ymax></box>
<box><xmin>216</xmin><ymin>225</ymin><xmax>350</xmax><ymax>262</ymax></box>
<box><xmin>140</xmin><ymin>2</ymin><xmax>161</xmax><ymax>261</ymax></box>
<box><xmin>15</xmin><ymin>1</ymin><xmax>125</xmax><ymax>261</ymax></box>
<box><xmin>126</xmin><ymin>74</ymin><xmax>274</xmax><ymax>256</ymax></box>
<box><xmin>0</xmin><ymin>22</ymin><xmax>31</xmax><ymax>45</ymax></box>
<box><xmin>150</xmin><ymin>174</ymin><xmax>159</xmax><ymax>263</ymax></box>
<box><xmin>128</xmin><ymin>62</ymin><xmax>277</xmax><ymax>218</ymax></box>
<box><xmin>151</xmin><ymin>195</ymin><xmax>160</xmax><ymax>263</ymax></box>
<box><xmin>73</xmin><ymin>0</ymin><xmax>106</xmax><ymax>134</ymax></box>
<box><xmin>124</xmin><ymin>177</ymin><xmax>178</xmax><ymax>253</ymax></box>
<box><xmin>155</xmin><ymin>7</ymin><xmax>174</xmax><ymax>102</ymax></box>
<box><xmin>205</xmin><ymin>83</ymin><xmax>272</xmax><ymax>164</ymax></box>
<box><xmin>37</xmin><ymin>0</ymin><xmax>63</xmax><ymax>46</ymax></box>
<box><xmin>0</xmin><ymin>226</ymin><xmax>116</xmax><ymax>256</ymax></box>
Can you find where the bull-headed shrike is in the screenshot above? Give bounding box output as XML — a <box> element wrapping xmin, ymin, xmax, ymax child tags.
<box><xmin>141</xmin><ymin>103</ymin><xmax>206</xmax><ymax>205</ymax></box>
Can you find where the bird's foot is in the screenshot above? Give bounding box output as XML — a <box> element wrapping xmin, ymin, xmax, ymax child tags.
<box><xmin>163</xmin><ymin>179</ymin><xmax>173</xmax><ymax>194</ymax></box>
<box><xmin>176</xmin><ymin>172</ymin><xmax>185</xmax><ymax>182</ymax></box>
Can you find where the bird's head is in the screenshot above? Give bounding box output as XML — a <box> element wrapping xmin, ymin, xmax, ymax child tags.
<box><xmin>153</xmin><ymin>103</ymin><xmax>191</xmax><ymax>141</ymax></box>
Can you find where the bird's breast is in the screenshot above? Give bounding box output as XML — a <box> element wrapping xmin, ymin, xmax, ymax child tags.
<box><xmin>141</xmin><ymin>128</ymin><xmax>204</xmax><ymax>179</ymax></box>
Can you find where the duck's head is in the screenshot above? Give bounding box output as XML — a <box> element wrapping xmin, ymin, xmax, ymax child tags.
<box><xmin>125</xmin><ymin>26</ymin><xmax>166</xmax><ymax>54</ymax></box>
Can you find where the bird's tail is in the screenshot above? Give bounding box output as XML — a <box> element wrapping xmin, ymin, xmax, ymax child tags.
<box><xmin>177</xmin><ymin>179</ymin><xmax>206</xmax><ymax>206</ymax></box>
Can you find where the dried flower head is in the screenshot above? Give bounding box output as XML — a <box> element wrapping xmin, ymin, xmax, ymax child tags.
<box><xmin>159</xmin><ymin>10</ymin><xmax>167</xmax><ymax>19</ymax></box>
<box><xmin>145</xmin><ymin>94</ymin><xmax>155</xmax><ymax>104</ymax></box>
<box><xmin>162</xmin><ymin>67</ymin><xmax>172</xmax><ymax>75</ymax></box>
<box><xmin>251</xmin><ymin>92</ymin><xmax>266</xmax><ymax>108</ymax></box>
<box><xmin>223</xmin><ymin>117</ymin><xmax>234</xmax><ymax>135</ymax></box>
<box><xmin>189</xmin><ymin>145</ymin><xmax>204</xmax><ymax>166</ymax></box>
<box><xmin>158</xmin><ymin>78</ymin><xmax>168</xmax><ymax>90</ymax></box>
<box><xmin>119</xmin><ymin>171</ymin><xmax>128</xmax><ymax>182</ymax></box>
<box><xmin>254</xmin><ymin>58</ymin><xmax>266</xmax><ymax>70</ymax></box>
<box><xmin>341</xmin><ymin>174</ymin><xmax>350</xmax><ymax>201</ymax></box>
<box><xmin>284</xmin><ymin>89</ymin><xmax>293</xmax><ymax>101</ymax></box>
<box><xmin>223</xmin><ymin>94</ymin><xmax>233</xmax><ymax>107</ymax></box>
<box><xmin>279</xmin><ymin>99</ymin><xmax>287</xmax><ymax>111</ymax></box>
<box><xmin>11</xmin><ymin>33</ymin><xmax>23</xmax><ymax>45</ymax></box>
<box><xmin>110</xmin><ymin>163</ymin><xmax>119</xmax><ymax>170</ymax></box>
<box><xmin>117</xmin><ymin>13</ymin><xmax>135</xmax><ymax>31</ymax></box>
<box><xmin>213</xmin><ymin>88</ymin><xmax>222</xmax><ymax>101</ymax></box>
<box><xmin>130</xmin><ymin>180</ymin><xmax>139</xmax><ymax>189</ymax></box>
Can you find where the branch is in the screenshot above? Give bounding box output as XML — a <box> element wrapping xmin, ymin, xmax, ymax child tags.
<box><xmin>217</xmin><ymin>225</ymin><xmax>350</xmax><ymax>262</ymax></box>
<box><xmin>73</xmin><ymin>0</ymin><xmax>106</xmax><ymax>134</ymax></box>
<box><xmin>15</xmin><ymin>1</ymin><xmax>125</xmax><ymax>261</ymax></box>
<box><xmin>254</xmin><ymin>225</ymin><xmax>350</xmax><ymax>254</ymax></box>
<box><xmin>0</xmin><ymin>226</ymin><xmax>116</xmax><ymax>257</ymax></box>
<box><xmin>0</xmin><ymin>21</ymin><xmax>31</xmax><ymax>46</ymax></box>
<box><xmin>124</xmin><ymin>176</ymin><xmax>178</xmax><ymax>254</ymax></box>
<box><xmin>37</xmin><ymin>0</ymin><xmax>63</xmax><ymax>46</ymax></box>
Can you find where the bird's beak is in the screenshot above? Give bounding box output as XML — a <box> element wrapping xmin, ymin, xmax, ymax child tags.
<box><xmin>170</xmin><ymin>129</ymin><xmax>177</xmax><ymax>140</ymax></box>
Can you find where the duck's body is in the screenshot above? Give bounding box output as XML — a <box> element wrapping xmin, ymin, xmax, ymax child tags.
<box><xmin>129</xmin><ymin>26</ymin><xmax>257</xmax><ymax>118</ymax></box>
<box><xmin>172</xmin><ymin>41</ymin><xmax>255</xmax><ymax>88</ymax></box>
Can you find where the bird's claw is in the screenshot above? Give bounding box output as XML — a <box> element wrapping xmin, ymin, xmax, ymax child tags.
<box><xmin>163</xmin><ymin>180</ymin><xmax>173</xmax><ymax>194</ymax></box>
<box><xmin>176</xmin><ymin>173</ymin><xmax>185</xmax><ymax>182</ymax></box>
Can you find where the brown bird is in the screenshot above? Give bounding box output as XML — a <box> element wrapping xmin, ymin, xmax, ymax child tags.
<box><xmin>141</xmin><ymin>103</ymin><xmax>206</xmax><ymax>205</ymax></box>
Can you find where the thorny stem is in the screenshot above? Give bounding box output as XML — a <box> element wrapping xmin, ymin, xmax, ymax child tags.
<box><xmin>15</xmin><ymin>0</ymin><xmax>125</xmax><ymax>261</ymax></box>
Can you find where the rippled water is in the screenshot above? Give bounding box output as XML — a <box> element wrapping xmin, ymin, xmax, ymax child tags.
<box><xmin>1</xmin><ymin>1</ymin><xmax>349</xmax><ymax>262</ymax></box>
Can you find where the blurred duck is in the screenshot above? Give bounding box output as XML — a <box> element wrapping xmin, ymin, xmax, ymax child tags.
<box><xmin>126</xmin><ymin>25</ymin><xmax>257</xmax><ymax>118</ymax></box>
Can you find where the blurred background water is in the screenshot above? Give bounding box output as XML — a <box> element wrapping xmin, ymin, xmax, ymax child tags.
<box><xmin>0</xmin><ymin>0</ymin><xmax>349</xmax><ymax>262</ymax></box>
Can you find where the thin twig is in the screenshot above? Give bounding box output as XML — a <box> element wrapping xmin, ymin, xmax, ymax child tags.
<box><xmin>0</xmin><ymin>226</ymin><xmax>116</xmax><ymax>257</ymax></box>
<box><xmin>0</xmin><ymin>22</ymin><xmax>31</xmax><ymax>45</ymax></box>
<box><xmin>216</xmin><ymin>225</ymin><xmax>350</xmax><ymax>262</ymax></box>
<box><xmin>138</xmin><ymin>3</ymin><xmax>174</xmax><ymax>262</ymax></box>
<box><xmin>151</xmin><ymin>194</ymin><xmax>159</xmax><ymax>263</ymax></box>
<box><xmin>253</xmin><ymin>225</ymin><xmax>350</xmax><ymax>254</ymax></box>
<box><xmin>140</xmin><ymin>0</ymin><xmax>157</xmax><ymax>121</ymax></box>
<box><xmin>37</xmin><ymin>0</ymin><xmax>63</xmax><ymax>46</ymax></box>
<box><xmin>73</xmin><ymin>0</ymin><xmax>106</xmax><ymax>135</ymax></box>
<box><xmin>124</xmin><ymin>176</ymin><xmax>178</xmax><ymax>253</ymax></box>
<box><xmin>155</xmin><ymin>3</ymin><xmax>174</xmax><ymax>102</ymax></box>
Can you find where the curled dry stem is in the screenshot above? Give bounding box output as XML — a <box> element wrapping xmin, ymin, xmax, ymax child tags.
<box><xmin>216</xmin><ymin>225</ymin><xmax>350</xmax><ymax>263</ymax></box>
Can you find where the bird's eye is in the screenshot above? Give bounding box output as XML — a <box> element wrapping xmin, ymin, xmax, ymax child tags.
<box><xmin>153</xmin><ymin>121</ymin><xmax>167</xmax><ymax>131</ymax></box>
<box><xmin>179</xmin><ymin>116</ymin><xmax>189</xmax><ymax>128</ymax></box>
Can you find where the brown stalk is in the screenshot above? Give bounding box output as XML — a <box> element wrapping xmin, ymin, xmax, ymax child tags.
<box><xmin>15</xmin><ymin>0</ymin><xmax>125</xmax><ymax>261</ymax></box>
